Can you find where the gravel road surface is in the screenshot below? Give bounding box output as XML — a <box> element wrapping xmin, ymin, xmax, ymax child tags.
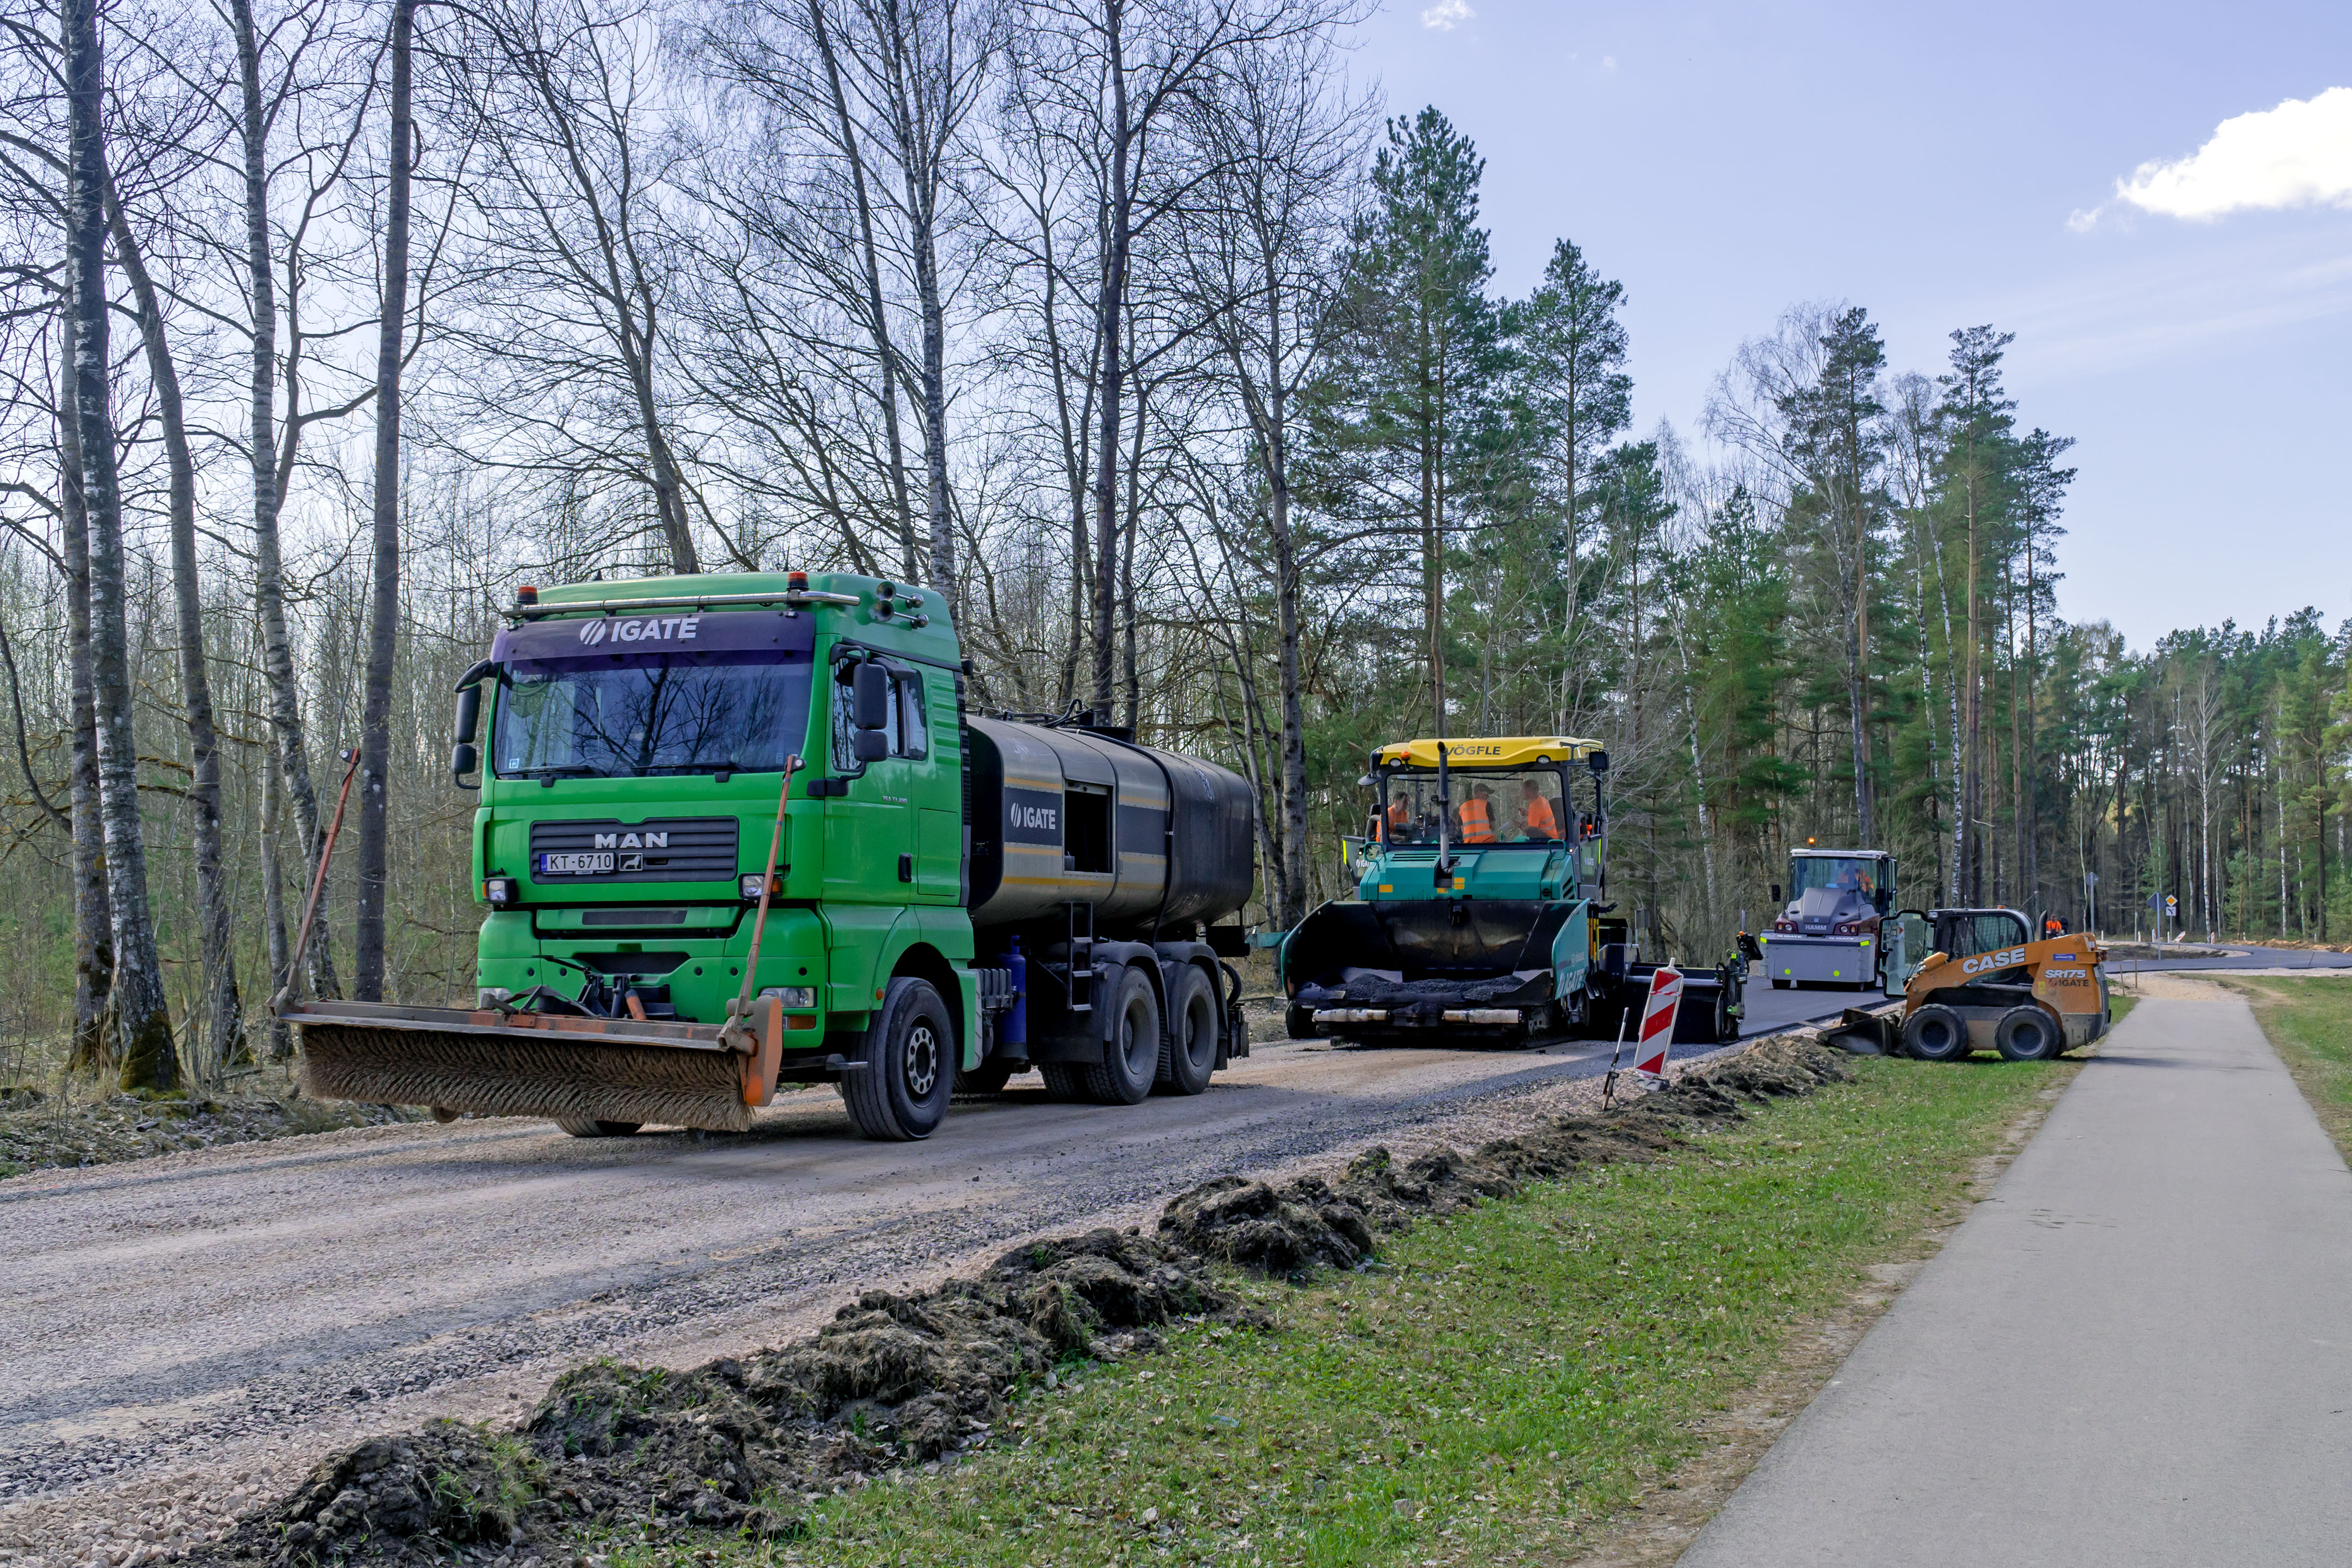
<box><xmin>1682</xmin><ymin>980</ymin><xmax>2352</xmax><ymax>1566</ymax></box>
<box><xmin>0</xmin><ymin>994</ymin><xmax>1845</xmax><ymax>1565</ymax></box>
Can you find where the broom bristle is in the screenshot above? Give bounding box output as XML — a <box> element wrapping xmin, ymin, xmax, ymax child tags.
<box><xmin>297</xmin><ymin>1022</ymin><xmax>753</xmax><ymax>1132</ymax></box>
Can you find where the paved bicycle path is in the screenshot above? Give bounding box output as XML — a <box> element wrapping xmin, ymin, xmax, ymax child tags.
<box><xmin>1680</xmin><ymin>986</ymin><xmax>2352</xmax><ymax>1567</ymax></box>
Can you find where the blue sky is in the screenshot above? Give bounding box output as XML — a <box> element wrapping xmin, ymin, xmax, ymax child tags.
<box><xmin>1347</xmin><ymin>1</ymin><xmax>2352</xmax><ymax>649</ymax></box>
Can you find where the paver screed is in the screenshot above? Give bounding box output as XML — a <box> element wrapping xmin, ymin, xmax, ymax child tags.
<box><xmin>1678</xmin><ymin>988</ymin><xmax>2352</xmax><ymax>1567</ymax></box>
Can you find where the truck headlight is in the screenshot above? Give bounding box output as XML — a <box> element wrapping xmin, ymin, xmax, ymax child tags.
<box><xmin>760</xmin><ymin>986</ymin><xmax>818</xmax><ymax>1009</ymax></box>
<box><xmin>741</xmin><ymin>873</ymin><xmax>779</xmax><ymax>901</ymax></box>
<box><xmin>482</xmin><ymin>877</ymin><xmax>517</xmax><ymax>907</ymax></box>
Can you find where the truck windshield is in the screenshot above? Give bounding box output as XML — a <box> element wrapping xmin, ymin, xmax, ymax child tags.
<box><xmin>492</xmin><ymin>652</ymin><xmax>811</xmax><ymax>778</ymax></box>
<box><xmin>1791</xmin><ymin>857</ymin><xmax>1881</xmax><ymax>901</ymax></box>
<box><xmin>1380</xmin><ymin>768</ymin><xmax>1569</xmax><ymax>847</ymax></box>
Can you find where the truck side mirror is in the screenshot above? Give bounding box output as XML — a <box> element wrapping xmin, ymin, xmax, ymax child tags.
<box><xmin>453</xmin><ymin>683</ymin><xmax>482</xmax><ymax>744</ymax></box>
<box><xmin>1770</xmin><ymin>883</ymin><xmax>1782</xmax><ymax>905</ymax></box>
<box><xmin>1586</xmin><ymin>749</ymin><xmax>1610</xmax><ymax>774</ymax></box>
<box><xmin>852</xmin><ymin>662</ymin><xmax>890</xmax><ymax>730</ymax></box>
<box><xmin>852</xmin><ymin>727</ymin><xmax>891</xmax><ymax>763</ymax></box>
<box><xmin>451</xmin><ymin>742</ymin><xmax>480</xmax><ymax>788</ymax></box>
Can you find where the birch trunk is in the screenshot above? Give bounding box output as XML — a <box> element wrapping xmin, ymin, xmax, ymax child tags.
<box><xmin>232</xmin><ymin>0</ymin><xmax>337</xmax><ymax>1001</ymax></box>
<box><xmin>65</xmin><ymin>0</ymin><xmax>177</xmax><ymax>1089</ymax></box>
<box><xmin>354</xmin><ymin>0</ymin><xmax>415</xmax><ymax>1001</ymax></box>
<box><xmin>56</xmin><ymin>360</ymin><xmax>113</xmax><ymax>1073</ymax></box>
<box><xmin>107</xmin><ymin>189</ymin><xmax>244</xmax><ymax>1067</ymax></box>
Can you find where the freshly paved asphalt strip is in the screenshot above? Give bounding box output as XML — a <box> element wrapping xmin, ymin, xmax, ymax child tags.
<box><xmin>1679</xmin><ymin>985</ymin><xmax>2352</xmax><ymax>1567</ymax></box>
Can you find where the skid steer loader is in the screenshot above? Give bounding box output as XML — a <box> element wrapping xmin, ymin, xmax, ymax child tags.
<box><xmin>1838</xmin><ymin>907</ymin><xmax>2110</xmax><ymax>1061</ymax></box>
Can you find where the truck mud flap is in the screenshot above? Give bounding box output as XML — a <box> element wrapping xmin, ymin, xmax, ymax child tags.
<box><xmin>287</xmin><ymin>1001</ymin><xmax>776</xmax><ymax>1133</ymax></box>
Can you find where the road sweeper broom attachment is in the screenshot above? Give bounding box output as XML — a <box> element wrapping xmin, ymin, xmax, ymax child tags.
<box><xmin>285</xmin><ymin>998</ymin><xmax>783</xmax><ymax>1133</ymax></box>
<box><xmin>275</xmin><ymin>749</ymin><xmax>796</xmax><ymax>1134</ymax></box>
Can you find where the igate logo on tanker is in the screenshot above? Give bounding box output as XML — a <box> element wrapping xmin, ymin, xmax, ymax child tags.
<box><xmin>576</xmin><ymin>615</ymin><xmax>703</xmax><ymax>646</ymax></box>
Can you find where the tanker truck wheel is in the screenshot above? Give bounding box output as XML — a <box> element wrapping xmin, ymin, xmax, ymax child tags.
<box><xmin>1902</xmin><ymin>1003</ymin><xmax>1971</xmax><ymax>1062</ymax></box>
<box><xmin>1079</xmin><ymin>967</ymin><xmax>1162</xmax><ymax>1105</ymax></box>
<box><xmin>1157</xmin><ymin>966</ymin><xmax>1218</xmax><ymax>1096</ymax></box>
<box><xmin>1995</xmin><ymin>1006</ymin><xmax>2061</xmax><ymax>1062</ymax></box>
<box><xmin>841</xmin><ymin>977</ymin><xmax>956</xmax><ymax>1140</ymax></box>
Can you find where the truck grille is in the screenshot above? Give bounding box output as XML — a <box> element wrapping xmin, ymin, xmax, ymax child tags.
<box><xmin>528</xmin><ymin>817</ymin><xmax>739</xmax><ymax>883</ymax></box>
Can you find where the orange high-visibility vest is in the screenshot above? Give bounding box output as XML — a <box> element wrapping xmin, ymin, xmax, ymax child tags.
<box><xmin>1524</xmin><ymin>795</ymin><xmax>1559</xmax><ymax>840</ymax></box>
<box><xmin>1380</xmin><ymin>799</ymin><xmax>1411</xmax><ymax>842</ymax></box>
<box><xmin>1459</xmin><ymin>797</ymin><xmax>1495</xmax><ymax>843</ymax></box>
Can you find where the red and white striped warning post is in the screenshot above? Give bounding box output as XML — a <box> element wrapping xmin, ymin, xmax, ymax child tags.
<box><xmin>1603</xmin><ymin>965</ymin><xmax>1684</xmax><ymax>1108</ymax></box>
<box><xmin>1631</xmin><ymin>966</ymin><xmax>1683</xmax><ymax>1082</ymax></box>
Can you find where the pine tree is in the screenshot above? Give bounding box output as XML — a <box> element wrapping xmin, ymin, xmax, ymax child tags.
<box><xmin>1319</xmin><ymin>107</ymin><xmax>1503</xmax><ymax>734</ymax></box>
<box><xmin>1935</xmin><ymin>325</ymin><xmax>2016</xmax><ymax>903</ymax></box>
<box><xmin>1777</xmin><ymin>307</ymin><xmax>1888</xmax><ymax>846</ymax></box>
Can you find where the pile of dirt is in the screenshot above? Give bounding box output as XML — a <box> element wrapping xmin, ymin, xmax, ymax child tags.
<box><xmin>258</xmin><ymin>1425</ymin><xmax>545</xmax><ymax>1564</ymax></box>
<box><xmin>0</xmin><ymin>1084</ymin><xmax>419</xmax><ymax>1177</ymax></box>
<box><xmin>1162</xmin><ymin>1034</ymin><xmax>1849</xmax><ymax>1277</ymax></box>
<box><xmin>192</xmin><ymin>1034</ymin><xmax>1849</xmax><ymax>1566</ymax></box>
<box><xmin>199</xmin><ymin>1230</ymin><xmax>1258</xmax><ymax>1564</ymax></box>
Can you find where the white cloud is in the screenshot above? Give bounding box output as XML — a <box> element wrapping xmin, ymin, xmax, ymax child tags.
<box><xmin>1420</xmin><ymin>0</ymin><xmax>1473</xmax><ymax>30</ymax></box>
<box><xmin>2110</xmin><ymin>86</ymin><xmax>2352</xmax><ymax>222</ymax></box>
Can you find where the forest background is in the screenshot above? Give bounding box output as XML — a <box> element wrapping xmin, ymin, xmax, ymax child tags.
<box><xmin>4</xmin><ymin>0</ymin><xmax>2347</xmax><ymax>1090</ymax></box>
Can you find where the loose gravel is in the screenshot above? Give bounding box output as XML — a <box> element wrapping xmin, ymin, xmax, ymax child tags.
<box><xmin>0</xmin><ymin>1023</ymin><xmax>1813</xmax><ymax>1567</ymax></box>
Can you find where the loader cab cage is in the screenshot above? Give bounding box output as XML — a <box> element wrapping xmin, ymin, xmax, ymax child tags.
<box><xmin>1930</xmin><ymin>908</ymin><xmax>2031</xmax><ymax>962</ymax></box>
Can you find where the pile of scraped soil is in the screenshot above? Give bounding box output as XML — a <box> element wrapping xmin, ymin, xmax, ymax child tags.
<box><xmin>192</xmin><ymin>1034</ymin><xmax>1849</xmax><ymax>1567</ymax></box>
<box><xmin>0</xmin><ymin>1083</ymin><xmax>419</xmax><ymax>1176</ymax></box>
<box><xmin>1162</xmin><ymin>1033</ymin><xmax>1850</xmax><ymax>1276</ymax></box>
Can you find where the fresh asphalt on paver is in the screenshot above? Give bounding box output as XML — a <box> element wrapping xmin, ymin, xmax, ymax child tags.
<box><xmin>1678</xmin><ymin>980</ymin><xmax>2352</xmax><ymax>1567</ymax></box>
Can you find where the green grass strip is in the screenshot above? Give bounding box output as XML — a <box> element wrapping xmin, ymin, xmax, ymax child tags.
<box><xmin>2219</xmin><ymin>976</ymin><xmax>2352</xmax><ymax>1159</ymax></box>
<box><xmin>605</xmin><ymin>1055</ymin><xmax>2064</xmax><ymax>1568</ymax></box>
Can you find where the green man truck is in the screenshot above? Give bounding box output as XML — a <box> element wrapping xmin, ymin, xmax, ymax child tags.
<box><xmin>282</xmin><ymin>571</ymin><xmax>1257</xmax><ymax>1142</ymax></box>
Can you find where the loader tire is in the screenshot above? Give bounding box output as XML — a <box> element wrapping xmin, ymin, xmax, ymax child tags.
<box><xmin>1902</xmin><ymin>1003</ymin><xmax>1971</xmax><ymax>1062</ymax></box>
<box><xmin>841</xmin><ymin>977</ymin><xmax>956</xmax><ymax>1140</ymax></box>
<box><xmin>1081</xmin><ymin>967</ymin><xmax>1161</xmax><ymax>1105</ymax></box>
<box><xmin>555</xmin><ymin>1118</ymin><xmax>642</xmax><ymax>1138</ymax></box>
<box><xmin>1995</xmin><ymin>1005</ymin><xmax>2062</xmax><ymax>1062</ymax></box>
<box><xmin>1158</xmin><ymin>965</ymin><xmax>1218</xmax><ymax>1096</ymax></box>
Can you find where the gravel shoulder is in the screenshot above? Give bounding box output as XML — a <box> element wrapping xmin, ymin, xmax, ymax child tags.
<box><xmin>0</xmin><ymin>1023</ymin><xmax>1777</xmax><ymax>1567</ymax></box>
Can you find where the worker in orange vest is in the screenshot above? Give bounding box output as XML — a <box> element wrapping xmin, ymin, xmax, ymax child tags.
<box><xmin>1521</xmin><ymin>781</ymin><xmax>1560</xmax><ymax>841</ymax></box>
<box><xmin>1380</xmin><ymin>794</ymin><xmax>1412</xmax><ymax>843</ymax></box>
<box><xmin>1458</xmin><ymin>784</ymin><xmax>1496</xmax><ymax>843</ymax></box>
